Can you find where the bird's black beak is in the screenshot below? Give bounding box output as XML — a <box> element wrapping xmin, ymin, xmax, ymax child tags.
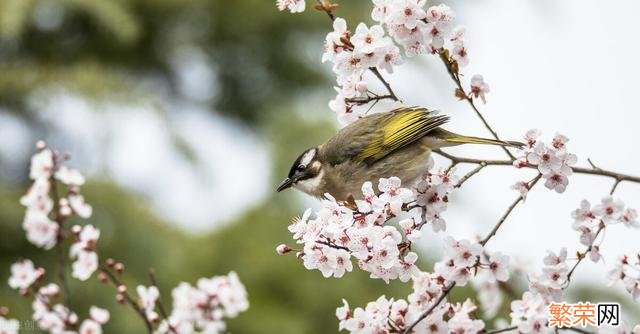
<box><xmin>276</xmin><ymin>177</ymin><xmax>293</xmax><ymax>192</ymax></box>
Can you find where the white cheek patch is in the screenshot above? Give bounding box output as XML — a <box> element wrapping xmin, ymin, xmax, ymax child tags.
<box><xmin>294</xmin><ymin>170</ymin><xmax>324</xmax><ymax>194</ymax></box>
<box><xmin>299</xmin><ymin>148</ymin><xmax>317</xmax><ymax>167</ymax></box>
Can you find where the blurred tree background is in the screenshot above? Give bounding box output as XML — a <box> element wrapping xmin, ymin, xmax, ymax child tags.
<box><xmin>0</xmin><ymin>0</ymin><xmax>414</xmax><ymax>333</ymax></box>
<box><xmin>1</xmin><ymin>0</ymin><xmax>638</xmax><ymax>333</ymax></box>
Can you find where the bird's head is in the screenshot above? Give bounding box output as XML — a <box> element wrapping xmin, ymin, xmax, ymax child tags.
<box><xmin>276</xmin><ymin>147</ymin><xmax>324</xmax><ymax>194</ymax></box>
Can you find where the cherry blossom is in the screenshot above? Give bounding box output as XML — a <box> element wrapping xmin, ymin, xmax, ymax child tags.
<box><xmin>156</xmin><ymin>272</ymin><xmax>249</xmax><ymax>334</ymax></box>
<box><xmin>276</xmin><ymin>0</ymin><xmax>305</xmax><ymax>13</ymax></box>
<box><xmin>22</xmin><ymin>211</ymin><xmax>59</xmax><ymax>250</ymax></box>
<box><xmin>515</xmin><ymin>130</ymin><xmax>577</xmax><ymax>193</ymax></box>
<box><xmin>71</xmin><ymin>249</ymin><xmax>98</xmax><ymax>281</ymax></box>
<box><xmin>469</xmin><ymin>74</ymin><xmax>490</xmax><ymax>104</ymax></box>
<box><xmin>8</xmin><ymin>259</ymin><xmax>42</xmax><ymax>290</ymax></box>
<box><xmin>607</xmin><ymin>254</ymin><xmax>640</xmax><ymax>302</ymax></box>
<box><xmin>54</xmin><ymin>165</ymin><xmax>86</xmax><ymax>186</ymax></box>
<box><xmin>137</xmin><ymin>285</ymin><xmax>160</xmax><ymax>321</ymax></box>
<box><xmin>29</xmin><ymin>148</ymin><xmax>54</xmax><ymax>180</ymax></box>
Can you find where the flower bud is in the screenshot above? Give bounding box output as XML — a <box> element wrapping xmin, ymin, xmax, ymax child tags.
<box><xmin>106</xmin><ymin>258</ymin><xmax>115</xmax><ymax>267</ymax></box>
<box><xmin>275</xmin><ymin>244</ymin><xmax>292</xmax><ymax>255</ymax></box>
<box><xmin>98</xmin><ymin>272</ymin><xmax>109</xmax><ymax>284</ymax></box>
<box><xmin>117</xmin><ymin>285</ymin><xmax>127</xmax><ymax>293</ymax></box>
<box><xmin>355</xmin><ymin>81</ymin><xmax>368</xmax><ymax>94</ymax></box>
<box><xmin>114</xmin><ymin>263</ymin><xmax>124</xmax><ymax>273</ymax></box>
<box><xmin>116</xmin><ymin>294</ymin><xmax>125</xmax><ymax>304</ymax></box>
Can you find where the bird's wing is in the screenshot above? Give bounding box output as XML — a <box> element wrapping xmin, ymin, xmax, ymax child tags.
<box><xmin>321</xmin><ymin>107</ymin><xmax>449</xmax><ymax>165</ymax></box>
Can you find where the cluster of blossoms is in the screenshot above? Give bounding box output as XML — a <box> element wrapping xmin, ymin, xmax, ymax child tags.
<box><xmin>7</xmin><ymin>142</ymin><xmax>250</xmax><ymax>334</ymax></box>
<box><xmin>337</xmin><ymin>273</ymin><xmax>485</xmax><ymax>333</ymax></box>
<box><xmin>572</xmin><ymin>197</ymin><xmax>638</xmax><ymax>261</ymax></box>
<box><xmin>20</xmin><ymin>141</ymin><xmax>91</xmax><ymax>249</ymax></box>
<box><xmin>509</xmin><ymin>248</ymin><xmax>569</xmax><ymax>333</ymax></box>
<box><xmin>19</xmin><ymin>142</ymin><xmax>99</xmax><ymax>281</ymax></box>
<box><xmin>608</xmin><ymin>254</ymin><xmax>640</xmax><ymax>302</ymax></box>
<box><xmin>8</xmin><ymin>259</ymin><xmax>110</xmax><ymax>333</ymax></box>
<box><xmin>513</xmin><ymin>130</ymin><xmax>577</xmax><ymax>193</ymax></box>
<box><xmin>150</xmin><ymin>272</ymin><xmax>249</xmax><ymax>333</ymax></box>
<box><xmin>322</xmin><ymin>16</ymin><xmax>402</xmax><ymax>124</ymax></box>
<box><xmin>283</xmin><ymin>176</ymin><xmax>420</xmax><ymax>282</ymax></box>
<box><xmin>434</xmin><ymin>237</ymin><xmax>510</xmax><ymax>286</ymax></box>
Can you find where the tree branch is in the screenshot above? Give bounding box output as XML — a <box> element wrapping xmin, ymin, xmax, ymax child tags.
<box><xmin>100</xmin><ymin>266</ymin><xmax>153</xmax><ymax>333</ymax></box>
<box><xmin>437</xmin><ymin>50</ymin><xmax>515</xmax><ymax>160</ymax></box>
<box><xmin>435</xmin><ymin>149</ymin><xmax>640</xmax><ymax>188</ymax></box>
<box><xmin>402</xmin><ymin>282</ymin><xmax>455</xmax><ymax>334</ymax></box>
<box><xmin>148</xmin><ymin>269</ymin><xmax>178</xmax><ymax>334</ymax></box>
<box><xmin>481</xmin><ymin>174</ymin><xmax>542</xmax><ymax>246</ymax></box>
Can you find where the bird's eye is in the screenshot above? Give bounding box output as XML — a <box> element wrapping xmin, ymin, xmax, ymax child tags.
<box><xmin>297</xmin><ymin>164</ymin><xmax>305</xmax><ymax>171</ymax></box>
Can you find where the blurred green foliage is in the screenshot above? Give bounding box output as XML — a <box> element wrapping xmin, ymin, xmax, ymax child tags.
<box><xmin>0</xmin><ymin>0</ymin><xmax>369</xmax><ymax>124</ymax></box>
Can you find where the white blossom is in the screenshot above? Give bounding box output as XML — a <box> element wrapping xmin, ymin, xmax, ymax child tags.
<box><xmin>8</xmin><ymin>259</ymin><xmax>41</xmax><ymax>290</ymax></box>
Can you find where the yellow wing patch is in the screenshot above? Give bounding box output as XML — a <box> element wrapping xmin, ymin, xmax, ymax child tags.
<box><xmin>357</xmin><ymin>107</ymin><xmax>449</xmax><ymax>164</ymax></box>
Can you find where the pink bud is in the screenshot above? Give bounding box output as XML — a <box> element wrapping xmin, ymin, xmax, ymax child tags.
<box><xmin>117</xmin><ymin>285</ymin><xmax>127</xmax><ymax>293</ymax></box>
<box><xmin>114</xmin><ymin>263</ymin><xmax>124</xmax><ymax>273</ymax></box>
<box><xmin>0</xmin><ymin>306</ymin><xmax>8</xmax><ymax>317</ymax></box>
<box><xmin>355</xmin><ymin>81</ymin><xmax>368</xmax><ymax>94</ymax></box>
<box><xmin>98</xmin><ymin>272</ymin><xmax>109</xmax><ymax>283</ymax></box>
<box><xmin>116</xmin><ymin>294</ymin><xmax>125</xmax><ymax>304</ymax></box>
<box><xmin>106</xmin><ymin>258</ymin><xmax>115</xmax><ymax>267</ymax></box>
<box><xmin>60</xmin><ymin>205</ymin><xmax>72</xmax><ymax>217</ymax></box>
<box><xmin>275</xmin><ymin>244</ymin><xmax>292</xmax><ymax>255</ymax></box>
<box><xmin>71</xmin><ymin>224</ymin><xmax>82</xmax><ymax>234</ymax></box>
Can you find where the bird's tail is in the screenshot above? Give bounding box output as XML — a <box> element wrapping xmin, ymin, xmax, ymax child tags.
<box><xmin>442</xmin><ymin>135</ymin><xmax>524</xmax><ymax>148</ymax></box>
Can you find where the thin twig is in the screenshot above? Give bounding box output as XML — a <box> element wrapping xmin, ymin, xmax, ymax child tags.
<box><xmin>402</xmin><ymin>282</ymin><xmax>455</xmax><ymax>334</ymax></box>
<box><xmin>345</xmin><ymin>94</ymin><xmax>396</xmax><ymax>105</ymax></box>
<box><xmin>369</xmin><ymin>67</ymin><xmax>399</xmax><ymax>102</ymax></box>
<box><xmin>564</xmin><ymin>224</ymin><xmax>604</xmax><ymax>287</ymax></box>
<box><xmin>100</xmin><ymin>266</ymin><xmax>153</xmax><ymax>333</ymax></box>
<box><xmin>434</xmin><ymin>150</ymin><xmax>640</xmax><ymax>187</ymax></box>
<box><xmin>437</xmin><ymin>50</ymin><xmax>515</xmax><ymax>160</ymax></box>
<box><xmin>148</xmin><ymin>269</ymin><xmax>178</xmax><ymax>334</ymax></box>
<box><xmin>480</xmin><ymin>174</ymin><xmax>542</xmax><ymax>246</ymax></box>
<box><xmin>49</xmin><ymin>166</ymin><xmax>71</xmax><ymax>308</ymax></box>
<box><xmin>455</xmin><ymin>162</ymin><xmax>487</xmax><ymax>188</ymax></box>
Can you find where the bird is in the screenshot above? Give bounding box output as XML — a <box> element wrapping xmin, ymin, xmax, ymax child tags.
<box><xmin>276</xmin><ymin>106</ymin><xmax>523</xmax><ymax>200</ymax></box>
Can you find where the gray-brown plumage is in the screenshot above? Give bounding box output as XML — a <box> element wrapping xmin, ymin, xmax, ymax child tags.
<box><xmin>277</xmin><ymin>107</ymin><xmax>522</xmax><ymax>200</ymax></box>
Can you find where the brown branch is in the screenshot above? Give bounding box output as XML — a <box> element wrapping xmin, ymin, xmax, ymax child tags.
<box><xmin>434</xmin><ymin>149</ymin><xmax>640</xmax><ymax>188</ymax></box>
<box><xmin>481</xmin><ymin>174</ymin><xmax>542</xmax><ymax>246</ymax></box>
<box><xmin>148</xmin><ymin>269</ymin><xmax>178</xmax><ymax>334</ymax></box>
<box><xmin>100</xmin><ymin>266</ymin><xmax>153</xmax><ymax>333</ymax></box>
<box><xmin>48</xmin><ymin>158</ymin><xmax>71</xmax><ymax>309</ymax></box>
<box><xmin>345</xmin><ymin>94</ymin><xmax>395</xmax><ymax>105</ymax></box>
<box><xmin>402</xmin><ymin>282</ymin><xmax>455</xmax><ymax>334</ymax></box>
<box><xmin>455</xmin><ymin>162</ymin><xmax>487</xmax><ymax>188</ymax></box>
<box><xmin>437</xmin><ymin>50</ymin><xmax>515</xmax><ymax>160</ymax></box>
<box><xmin>564</xmin><ymin>224</ymin><xmax>605</xmax><ymax>288</ymax></box>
